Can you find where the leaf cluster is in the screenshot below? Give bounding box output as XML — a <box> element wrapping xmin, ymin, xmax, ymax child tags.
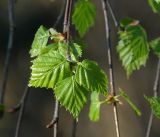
<box><xmin>117</xmin><ymin>18</ymin><xmax>160</xmax><ymax>77</ymax></box>
<box><xmin>29</xmin><ymin>26</ymin><xmax>108</xmax><ymax>118</ymax></box>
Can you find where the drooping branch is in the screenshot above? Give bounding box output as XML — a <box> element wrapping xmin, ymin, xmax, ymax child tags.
<box><xmin>145</xmin><ymin>59</ymin><xmax>160</xmax><ymax>137</ymax></box>
<box><xmin>46</xmin><ymin>100</ymin><xmax>59</xmax><ymax>137</ymax></box>
<box><xmin>14</xmin><ymin>86</ymin><xmax>30</xmax><ymax>137</ymax></box>
<box><xmin>63</xmin><ymin>0</ymin><xmax>73</xmax><ymax>60</ymax></box>
<box><xmin>105</xmin><ymin>0</ymin><xmax>119</xmax><ymax>28</ymax></box>
<box><xmin>71</xmin><ymin>119</ymin><xmax>77</xmax><ymax>137</ymax></box>
<box><xmin>0</xmin><ymin>0</ymin><xmax>15</xmax><ymax>118</ymax></box>
<box><xmin>53</xmin><ymin>0</ymin><xmax>66</xmax><ymax>28</ymax></box>
<box><xmin>101</xmin><ymin>0</ymin><xmax>120</xmax><ymax>137</ymax></box>
<box><xmin>46</xmin><ymin>1</ymin><xmax>74</xmax><ymax>137</ymax></box>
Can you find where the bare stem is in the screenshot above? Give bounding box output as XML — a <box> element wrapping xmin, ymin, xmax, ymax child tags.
<box><xmin>0</xmin><ymin>0</ymin><xmax>15</xmax><ymax>117</ymax></box>
<box><xmin>145</xmin><ymin>59</ymin><xmax>160</xmax><ymax>137</ymax></box>
<box><xmin>71</xmin><ymin>119</ymin><xmax>77</xmax><ymax>137</ymax></box>
<box><xmin>53</xmin><ymin>0</ymin><xmax>66</xmax><ymax>28</ymax></box>
<box><xmin>63</xmin><ymin>1</ymin><xmax>78</xmax><ymax>137</ymax></box>
<box><xmin>46</xmin><ymin>1</ymin><xmax>74</xmax><ymax>137</ymax></box>
<box><xmin>53</xmin><ymin>100</ymin><xmax>59</xmax><ymax>137</ymax></box>
<box><xmin>14</xmin><ymin>86</ymin><xmax>30</xmax><ymax>137</ymax></box>
<box><xmin>101</xmin><ymin>0</ymin><xmax>120</xmax><ymax>137</ymax></box>
<box><xmin>105</xmin><ymin>0</ymin><xmax>119</xmax><ymax>28</ymax></box>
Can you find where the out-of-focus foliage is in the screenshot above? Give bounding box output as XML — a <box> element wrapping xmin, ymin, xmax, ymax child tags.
<box><xmin>117</xmin><ymin>18</ymin><xmax>149</xmax><ymax>77</ymax></box>
<box><xmin>72</xmin><ymin>0</ymin><xmax>96</xmax><ymax>37</ymax></box>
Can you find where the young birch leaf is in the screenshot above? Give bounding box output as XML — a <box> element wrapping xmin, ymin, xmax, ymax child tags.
<box><xmin>71</xmin><ymin>43</ymin><xmax>83</xmax><ymax>60</ymax></box>
<box><xmin>150</xmin><ymin>37</ymin><xmax>160</xmax><ymax>57</ymax></box>
<box><xmin>76</xmin><ymin>60</ymin><xmax>108</xmax><ymax>94</ymax></box>
<box><xmin>54</xmin><ymin>76</ymin><xmax>89</xmax><ymax>118</ymax></box>
<box><xmin>29</xmin><ymin>49</ymin><xmax>71</xmax><ymax>89</ymax></box>
<box><xmin>30</xmin><ymin>26</ymin><xmax>50</xmax><ymax>57</ymax></box>
<box><xmin>89</xmin><ymin>92</ymin><xmax>101</xmax><ymax>122</ymax></box>
<box><xmin>148</xmin><ymin>0</ymin><xmax>160</xmax><ymax>14</ymax></box>
<box><xmin>58</xmin><ymin>42</ymin><xmax>82</xmax><ymax>61</ymax></box>
<box><xmin>145</xmin><ymin>96</ymin><xmax>160</xmax><ymax>118</ymax></box>
<box><xmin>39</xmin><ymin>43</ymin><xmax>59</xmax><ymax>55</ymax></box>
<box><xmin>117</xmin><ymin>18</ymin><xmax>149</xmax><ymax>77</ymax></box>
<box><xmin>72</xmin><ymin>0</ymin><xmax>96</xmax><ymax>37</ymax></box>
<box><xmin>119</xmin><ymin>89</ymin><xmax>142</xmax><ymax>116</ymax></box>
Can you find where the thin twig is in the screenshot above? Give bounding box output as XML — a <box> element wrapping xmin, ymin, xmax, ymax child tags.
<box><xmin>71</xmin><ymin>119</ymin><xmax>77</xmax><ymax>137</ymax></box>
<box><xmin>53</xmin><ymin>0</ymin><xmax>66</xmax><ymax>28</ymax></box>
<box><xmin>63</xmin><ymin>1</ymin><xmax>78</xmax><ymax>137</ymax></box>
<box><xmin>64</xmin><ymin>1</ymin><xmax>79</xmax><ymax>137</ymax></box>
<box><xmin>8</xmin><ymin>86</ymin><xmax>30</xmax><ymax>114</ymax></box>
<box><xmin>105</xmin><ymin>0</ymin><xmax>119</xmax><ymax>28</ymax></box>
<box><xmin>14</xmin><ymin>86</ymin><xmax>30</xmax><ymax>137</ymax></box>
<box><xmin>53</xmin><ymin>100</ymin><xmax>59</xmax><ymax>137</ymax></box>
<box><xmin>0</xmin><ymin>0</ymin><xmax>15</xmax><ymax>118</ymax></box>
<box><xmin>46</xmin><ymin>100</ymin><xmax>59</xmax><ymax>129</ymax></box>
<box><xmin>46</xmin><ymin>1</ymin><xmax>74</xmax><ymax>137</ymax></box>
<box><xmin>101</xmin><ymin>0</ymin><xmax>120</xmax><ymax>137</ymax></box>
<box><xmin>145</xmin><ymin>59</ymin><xmax>160</xmax><ymax>137</ymax></box>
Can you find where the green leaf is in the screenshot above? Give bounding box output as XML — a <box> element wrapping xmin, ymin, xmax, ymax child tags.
<box><xmin>40</xmin><ymin>43</ymin><xmax>59</xmax><ymax>55</ymax></box>
<box><xmin>71</xmin><ymin>43</ymin><xmax>83</xmax><ymax>59</ymax></box>
<box><xmin>58</xmin><ymin>42</ymin><xmax>82</xmax><ymax>61</ymax></box>
<box><xmin>145</xmin><ymin>96</ymin><xmax>160</xmax><ymax>118</ymax></box>
<box><xmin>76</xmin><ymin>60</ymin><xmax>108</xmax><ymax>94</ymax></box>
<box><xmin>117</xmin><ymin>19</ymin><xmax>149</xmax><ymax>77</ymax></box>
<box><xmin>72</xmin><ymin>0</ymin><xmax>96</xmax><ymax>37</ymax></box>
<box><xmin>148</xmin><ymin>0</ymin><xmax>160</xmax><ymax>14</ymax></box>
<box><xmin>30</xmin><ymin>26</ymin><xmax>50</xmax><ymax>57</ymax></box>
<box><xmin>120</xmin><ymin>17</ymin><xmax>135</xmax><ymax>28</ymax></box>
<box><xmin>55</xmin><ymin>76</ymin><xmax>89</xmax><ymax>118</ymax></box>
<box><xmin>29</xmin><ymin>49</ymin><xmax>71</xmax><ymax>89</ymax></box>
<box><xmin>119</xmin><ymin>89</ymin><xmax>142</xmax><ymax>116</ymax></box>
<box><xmin>150</xmin><ymin>37</ymin><xmax>160</xmax><ymax>57</ymax></box>
<box><xmin>89</xmin><ymin>92</ymin><xmax>101</xmax><ymax>121</ymax></box>
<box><xmin>72</xmin><ymin>37</ymin><xmax>88</xmax><ymax>51</ymax></box>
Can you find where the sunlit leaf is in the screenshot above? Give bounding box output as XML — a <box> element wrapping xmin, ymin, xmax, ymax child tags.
<box><xmin>29</xmin><ymin>50</ymin><xmax>71</xmax><ymax>89</ymax></box>
<box><xmin>55</xmin><ymin>76</ymin><xmax>89</xmax><ymax>118</ymax></box>
<box><xmin>89</xmin><ymin>92</ymin><xmax>101</xmax><ymax>122</ymax></box>
<box><xmin>145</xmin><ymin>95</ymin><xmax>160</xmax><ymax>118</ymax></box>
<box><xmin>72</xmin><ymin>0</ymin><xmax>96</xmax><ymax>37</ymax></box>
<box><xmin>117</xmin><ymin>18</ymin><xmax>149</xmax><ymax>77</ymax></box>
<box><xmin>119</xmin><ymin>89</ymin><xmax>142</xmax><ymax>116</ymax></box>
<box><xmin>57</xmin><ymin>42</ymin><xmax>82</xmax><ymax>61</ymax></box>
<box><xmin>30</xmin><ymin>26</ymin><xmax>50</xmax><ymax>57</ymax></box>
<box><xmin>76</xmin><ymin>60</ymin><xmax>108</xmax><ymax>94</ymax></box>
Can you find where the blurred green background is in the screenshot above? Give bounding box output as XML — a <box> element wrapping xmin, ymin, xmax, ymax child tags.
<box><xmin>0</xmin><ymin>0</ymin><xmax>160</xmax><ymax>137</ymax></box>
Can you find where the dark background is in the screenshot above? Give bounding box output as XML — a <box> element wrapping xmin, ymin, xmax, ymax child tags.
<box><xmin>0</xmin><ymin>0</ymin><xmax>160</xmax><ymax>137</ymax></box>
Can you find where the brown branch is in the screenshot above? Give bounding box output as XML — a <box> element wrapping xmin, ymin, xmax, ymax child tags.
<box><xmin>46</xmin><ymin>100</ymin><xmax>59</xmax><ymax>129</ymax></box>
<box><xmin>101</xmin><ymin>0</ymin><xmax>120</xmax><ymax>137</ymax></box>
<box><xmin>145</xmin><ymin>59</ymin><xmax>160</xmax><ymax>137</ymax></box>
<box><xmin>105</xmin><ymin>0</ymin><xmax>119</xmax><ymax>28</ymax></box>
<box><xmin>53</xmin><ymin>0</ymin><xmax>66</xmax><ymax>28</ymax></box>
<box><xmin>46</xmin><ymin>1</ymin><xmax>74</xmax><ymax>137</ymax></box>
<box><xmin>14</xmin><ymin>86</ymin><xmax>30</xmax><ymax>137</ymax></box>
<box><xmin>0</xmin><ymin>0</ymin><xmax>15</xmax><ymax>118</ymax></box>
<box><xmin>71</xmin><ymin>119</ymin><xmax>77</xmax><ymax>137</ymax></box>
